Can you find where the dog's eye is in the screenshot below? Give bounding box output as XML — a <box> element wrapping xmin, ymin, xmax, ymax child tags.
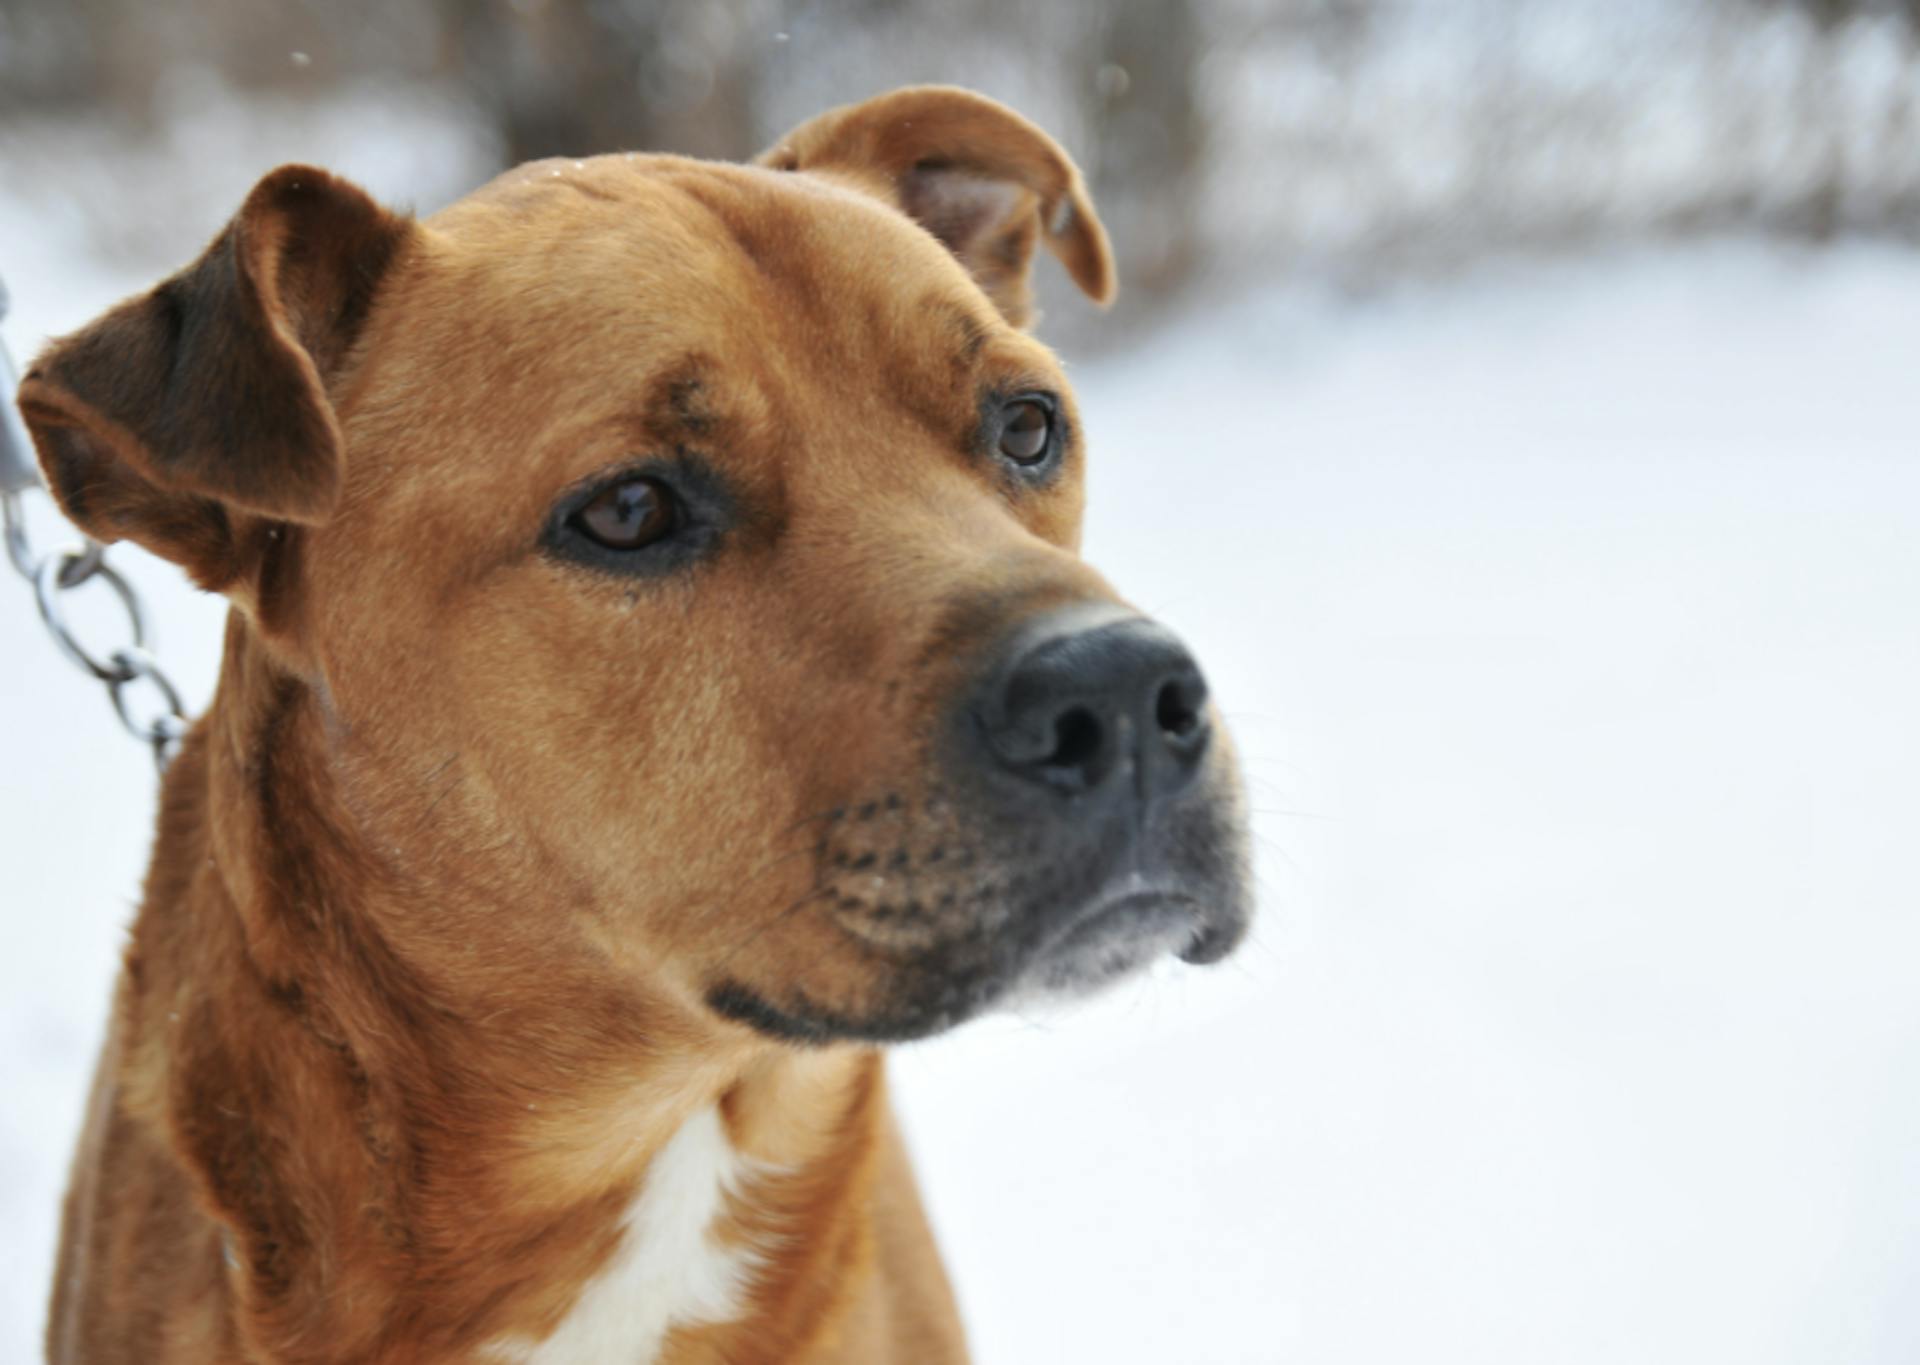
<box><xmin>998</xmin><ymin>399</ymin><xmax>1053</xmax><ymax>465</ymax></box>
<box><xmin>572</xmin><ymin>477</ymin><xmax>680</xmax><ymax>550</ymax></box>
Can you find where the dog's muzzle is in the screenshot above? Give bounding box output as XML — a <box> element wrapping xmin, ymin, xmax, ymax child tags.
<box><xmin>707</xmin><ymin>602</ymin><xmax>1251</xmax><ymax>1045</ymax></box>
<box><xmin>948</xmin><ymin>604</ymin><xmax>1247</xmax><ymax>982</ymax></box>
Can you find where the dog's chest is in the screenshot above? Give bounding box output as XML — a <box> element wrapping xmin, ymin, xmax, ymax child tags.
<box><xmin>488</xmin><ymin>1105</ymin><xmax>758</xmax><ymax>1363</ymax></box>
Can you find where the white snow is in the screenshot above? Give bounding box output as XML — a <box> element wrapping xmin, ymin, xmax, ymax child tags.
<box><xmin>4</xmin><ymin>215</ymin><xmax>1918</xmax><ymax>1362</ymax></box>
<box><xmin>892</xmin><ymin>245</ymin><xmax>1920</xmax><ymax>1365</ymax></box>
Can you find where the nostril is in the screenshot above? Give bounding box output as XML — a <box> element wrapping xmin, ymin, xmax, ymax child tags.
<box><xmin>1043</xmin><ymin>705</ymin><xmax>1106</xmax><ymax>778</ymax></box>
<box><xmin>1155</xmin><ymin>677</ymin><xmax>1204</xmax><ymax>742</ymax></box>
<box><xmin>971</xmin><ymin>613</ymin><xmax>1210</xmax><ymax>800</ymax></box>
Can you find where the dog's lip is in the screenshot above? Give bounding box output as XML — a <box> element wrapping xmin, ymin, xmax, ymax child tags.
<box><xmin>1175</xmin><ymin>918</ymin><xmax>1241</xmax><ymax>965</ymax></box>
<box><xmin>1041</xmin><ymin>878</ymin><xmax>1201</xmax><ymax>959</ymax></box>
<box><xmin>1042</xmin><ymin>870</ymin><xmax>1248</xmax><ymax>968</ymax></box>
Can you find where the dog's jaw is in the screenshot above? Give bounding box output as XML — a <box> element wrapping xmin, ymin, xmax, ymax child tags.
<box><xmin>64</xmin><ymin>657</ymin><xmax>951</xmax><ymax>1365</ymax></box>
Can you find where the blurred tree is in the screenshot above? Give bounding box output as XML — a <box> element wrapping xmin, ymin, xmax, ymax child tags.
<box><xmin>0</xmin><ymin>0</ymin><xmax>126</xmax><ymax>114</ymax></box>
<box><xmin>1740</xmin><ymin>0</ymin><xmax>1917</xmax><ymax>238</ymax></box>
<box><xmin>1085</xmin><ymin>0</ymin><xmax>1205</xmax><ymax>295</ymax></box>
<box><xmin>6</xmin><ymin>0</ymin><xmax>1920</xmax><ymax>334</ymax></box>
<box><xmin>1755</xmin><ymin>0</ymin><xmax>1920</xmax><ymax>17</ymax></box>
<box><xmin>434</xmin><ymin>0</ymin><xmax>759</xmax><ymax>165</ymax></box>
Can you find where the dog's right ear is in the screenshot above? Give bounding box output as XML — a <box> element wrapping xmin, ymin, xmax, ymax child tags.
<box><xmin>758</xmin><ymin>86</ymin><xmax>1115</xmax><ymax>330</ymax></box>
<box><xmin>16</xmin><ymin>166</ymin><xmax>411</xmax><ymax>590</ymax></box>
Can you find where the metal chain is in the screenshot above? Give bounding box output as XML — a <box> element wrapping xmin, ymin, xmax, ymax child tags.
<box><xmin>2</xmin><ymin>272</ymin><xmax>190</xmax><ymax>773</ymax></box>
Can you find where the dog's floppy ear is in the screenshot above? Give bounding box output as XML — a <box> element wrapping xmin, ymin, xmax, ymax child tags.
<box><xmin>16</xmin><ymin>165</ymin><xmax>411</xmax><ymax>589</ymax></box>
<box><xmin>758</xmin><ymin>85</ymin><xmax>1115</xmax><ymax>329</ymax></box>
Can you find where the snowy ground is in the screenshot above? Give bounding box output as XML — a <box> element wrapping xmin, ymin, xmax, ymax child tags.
<box><xmin>4</xmin><ymin>236</ymin><xmax>1918</xmax><ymax>1363</ymax></box>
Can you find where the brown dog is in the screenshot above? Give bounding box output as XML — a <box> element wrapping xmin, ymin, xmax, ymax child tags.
<box><xmin>18</xmin><ymin>86</ymin><xmax>1251</xmax><ymax>1363</ymax></box>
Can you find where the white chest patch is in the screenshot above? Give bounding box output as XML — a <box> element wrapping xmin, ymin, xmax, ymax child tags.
<box><xmin>489</xmin><ymin>1105</ymin><xmax>759</xmax><ymax>1365</ymax></box>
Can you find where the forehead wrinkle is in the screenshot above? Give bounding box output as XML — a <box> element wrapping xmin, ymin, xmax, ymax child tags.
<box><xmin>660</xmin><ymin>164</ymin><xmax>1003</xmax><ymax>369</ymax></box>
<box><xmin>658</xmin><ymin>170</ymin><xmax>831</xmax><ymax>316</ymax></box>
<box><xmin>922</xmin><ymin>295</ymin><xmax>996</xmax><ymax>381</ymax></box>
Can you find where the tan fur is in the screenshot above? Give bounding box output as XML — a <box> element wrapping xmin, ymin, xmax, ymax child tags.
<box><xmin>20</xmin><ymin>88</ymin><xmax>1233</xmax><ymax>1363</ymax></box>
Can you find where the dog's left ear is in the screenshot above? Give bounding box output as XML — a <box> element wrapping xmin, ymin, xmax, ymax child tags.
<box><xmin>16</xmin><ymin>165</ymin><xmax>411</xmax><ymax>590</ymax></box>
<box><xmin>758</xmin><ymin>85</ymin><xmax>1115</xmax><ymax>328</ymax></box>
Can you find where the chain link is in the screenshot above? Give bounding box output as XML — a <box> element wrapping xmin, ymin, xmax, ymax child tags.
<box><xmin>3</xmin><ymin>274</ymin><xmax>190</xmax><ymax>773</ymax></box>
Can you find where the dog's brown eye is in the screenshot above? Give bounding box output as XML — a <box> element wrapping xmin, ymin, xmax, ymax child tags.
<box><xmin>574</xmin><ymin>477</ymin><xmax>679</xmax><ymax>550</ymax></box>
<box><xmin>999</xmin><ymin>399</ymin><xmax>1052</xmax><ymax>465</ymax></box>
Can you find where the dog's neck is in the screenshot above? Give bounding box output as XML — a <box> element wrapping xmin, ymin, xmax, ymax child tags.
<box><xmin>130</xmin><ymin>620</ymin><xmax>888</xmax><ymax>1362</ymax></box>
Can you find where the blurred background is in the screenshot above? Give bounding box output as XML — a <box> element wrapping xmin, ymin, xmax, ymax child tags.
<box><xmin>7</xmin><ymin>0</ymin><xmax>1920</xmax><ymax>337</ymax></box>
<box><xmin>3</xmin><ymin>2</ymin><xmax>1918</xmax><ymax>1362</ymax></box>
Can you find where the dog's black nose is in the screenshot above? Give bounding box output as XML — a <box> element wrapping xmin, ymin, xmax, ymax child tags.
<box><xmin>974</xmin><ymin>612</ymin><xmax>1212</xmax><ymax>802</ymax></box>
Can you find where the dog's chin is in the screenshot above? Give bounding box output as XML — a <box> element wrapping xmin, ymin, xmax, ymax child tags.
<box><xmin>706</xmin><ymin>875</ymin><xmax>1248</xmax><ymax>1047</ymax></box>
<box><xmin>1006</xmin><ymin>887</ymin><xmax>1213</xmax><ymax>1003</ymax></box>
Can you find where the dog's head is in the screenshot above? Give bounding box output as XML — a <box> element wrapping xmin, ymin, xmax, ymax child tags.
<box><xmin>19</xmin><ymin>87</ymin><xmax>1250</xmax><ymax>1043</ymax></box>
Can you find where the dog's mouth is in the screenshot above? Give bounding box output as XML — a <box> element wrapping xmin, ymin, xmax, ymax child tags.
<box><xmin>1009</xmin><ymin>881</ymin><xmax>1213</xmax><ymax>1001</ymax></box>
<box><xmin>703</xmin><ymin>788</ymin><xmax>1250</xmax><ymax>1046</ymax></box>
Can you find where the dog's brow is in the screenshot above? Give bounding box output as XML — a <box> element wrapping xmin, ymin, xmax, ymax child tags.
<box><xmin>929</xmin><ymin>297</ymin><xmax>993</xmax><ymax>375</ymax></box>
<box><xmin>639</xmin><ymin>356</ymin><xmax>721</xmax><ymax>443</ymax></box>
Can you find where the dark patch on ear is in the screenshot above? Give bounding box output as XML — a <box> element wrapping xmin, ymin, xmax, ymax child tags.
<box><xmin>35</xmin><ymin>426</ymin><xmax>244</xmax><ymax>590</ymax></box>
<box><xmin>260</xmin><ymin>170</ymin><xmax>410</xmax><ymax>378</ymax></box>
<box><xmin>17</xmin><ymin>164</ymin><xmax>411</xmax><ymax>577</ymax></box>
<box><xmin>31</xmin><ymin>213</ymin><xmax>335</xmax><ymax>521</ymax></box>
